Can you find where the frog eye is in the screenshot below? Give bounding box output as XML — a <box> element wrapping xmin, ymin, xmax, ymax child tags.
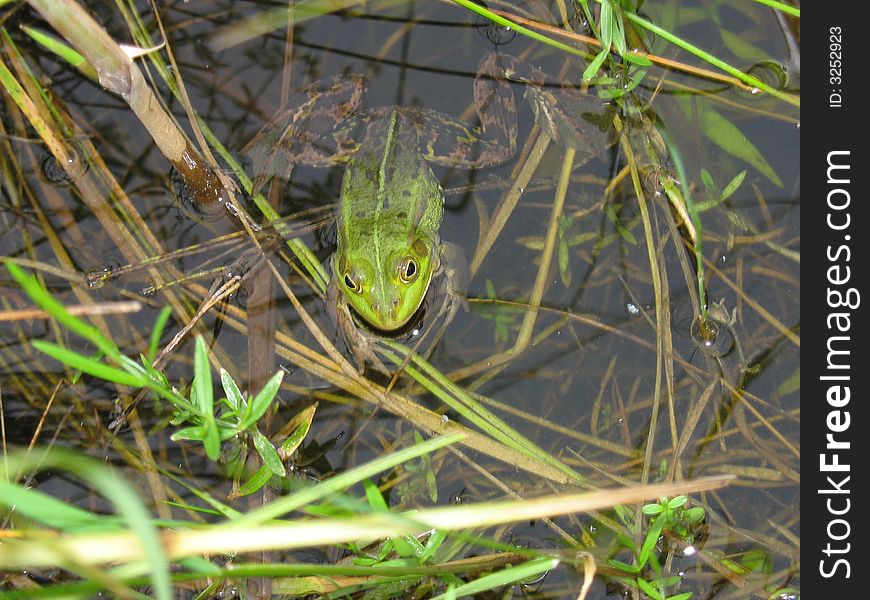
<box><xmin>343</xmin><ymin>271</ymin><xmax>362</xmax><ymax>293</ymax></box>
<box><xmin>398</xmin><ymin>256</ymin><xmax>418</xmax><ymax>284</ymax></box>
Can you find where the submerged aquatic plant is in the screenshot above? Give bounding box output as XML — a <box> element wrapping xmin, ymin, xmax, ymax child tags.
<box><xmin>1</xmin><ymin>0</ymin><xmax>799</xmax><ymax>597</ymax></box>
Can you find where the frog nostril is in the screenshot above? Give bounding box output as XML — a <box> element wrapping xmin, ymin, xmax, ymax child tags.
<box><xmin>390</xmin><ymin>298</ymin><xmax>401</xmax><ymax>318</ymax></box>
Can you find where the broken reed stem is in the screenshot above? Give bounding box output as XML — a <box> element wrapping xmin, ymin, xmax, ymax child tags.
<box><xmin>26</xmin><ymin>0</ymin><xmax>227</xmax><ymax>209</ymax></box>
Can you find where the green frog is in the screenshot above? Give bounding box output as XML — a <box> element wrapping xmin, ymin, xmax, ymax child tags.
<box><xmin>244</xmin><ymin>52</ymin><xmax>611</xmax><ymax>367</ymax></box>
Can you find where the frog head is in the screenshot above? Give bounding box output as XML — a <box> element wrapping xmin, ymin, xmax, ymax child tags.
<box><xmin>333</xmin><ymin>235</ymin><xmax>437</xmax><ymax>332</ymax></box>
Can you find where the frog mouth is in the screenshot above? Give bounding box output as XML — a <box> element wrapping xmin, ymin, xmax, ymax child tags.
<box><xmin>348</xmin><ymin>296</ymin><xmax>429</xmax><ymax>341</ymax></box>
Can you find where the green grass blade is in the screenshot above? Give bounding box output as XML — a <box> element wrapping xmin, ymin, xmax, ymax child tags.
<box><xmin>21</xmin><ymin>25</ymin><xmax>96</xmax><ymax>79</ymax></box>
<box><xmin>147</xmin><ymin>305</ymin><xmax>174</xmax><ymax>363</ymax></box>
<box><xmin>750</xmin><ymin>0</ymin><xmax>799</xmax><ymax>17</ymax></box>
<box><xmin>624</xmin><ymin>11</ymin><xmax>798</xmax><ymax>107</ymax></box>
<box><xmin>6</xmin><ymin>262</ymin><xmax>121</xmax><ymax>359</ymax></box>
<box><xmin>0</xmin><ymin>483</ymin><xmax>115</xmax><ymax>531</ymax></box>
<box><xmin>450</xmin><ymin>0</ymin><xmax>590</xmax><ymax>58</ymax></box>
<box><xmin>1</xmin><ymin>448</ymin><xmax>172</xmax><ymax>600</ymax></box>
<box><xmin>381</xmin><ymin>343</ymin><xmax>583</xmax><ymax>482</ymax></box>
<box><xmin>31</xmin><ymin>340</ymin><xmax>146</xmax><ymax>387</ymax></box>
<box><xmin>429</xmin><ymin>556</ymin><xmax>559</xmax><ymax>600</ymax></box>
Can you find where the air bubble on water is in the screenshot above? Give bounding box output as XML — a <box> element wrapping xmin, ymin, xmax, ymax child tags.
<box><xmin>690</xmin><ymin>315</ymin><xmax>734</xmax><ymax>357</ymax></box>
<box><xmin>475</xmin><ymin>17</ymin><xmax>516</xmax><ymax>46</ymax></box>
<box><xmin>42</xmin><ymin>148</ymin><xmax>87</xmax><ymax>183</ymax></box>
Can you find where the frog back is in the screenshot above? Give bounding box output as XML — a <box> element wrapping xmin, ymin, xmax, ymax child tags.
<box><xmin>338</xmin><ymin>108</ymin><xmax>443</xmax><ymax>240</ymax></box>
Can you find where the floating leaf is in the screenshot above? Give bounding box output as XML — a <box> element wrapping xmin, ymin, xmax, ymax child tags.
<box><xmin>517</xmin><ymin>236</ymin><xmax>545</xmax><ymax>250</ymax></box>
<box><xmin>741</xmin><ymin>548</ymin><xmax>773</xmax><ymax>574</ymax></box>
<box><xmin>606</xmin><ymin>204</ymin><xmax>638</xmax><ymax>245</ymax></box>
<box><xmin>558</xmin><ymin>217</ymin><xmax>572</xmax><ymax>287</ymax></box>
<box><xmin>566</xmin><ymin>231</ymin><xmax>598</xmax><ymax>246</ymax></box>
<box><xmin>559</xmin><ymin>234</ymin><xmax>571</xmax><ymax>287</ymax></box>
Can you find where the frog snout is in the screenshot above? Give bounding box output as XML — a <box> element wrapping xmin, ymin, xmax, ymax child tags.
<box><xmin>373</xmin><ymin>296</ymin><xmax>402</xmax><ymax>319</ymax></box>
<box><xmin>367</xmin><ymin>290</ymin><xmax>404</xmax><ymax>330</ymax></box>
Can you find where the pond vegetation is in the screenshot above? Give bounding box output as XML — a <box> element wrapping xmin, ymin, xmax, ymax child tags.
<box><xmin>0</xmin><ymin>1</ymin><xmax>799</xmax><ymax>598</ymax></box>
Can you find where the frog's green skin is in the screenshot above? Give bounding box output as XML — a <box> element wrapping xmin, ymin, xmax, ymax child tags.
<box><xmin>245</xmin><ymin>52</ymin><xmax>610</xmax><ymax>350</ymax></box>
<box><xmin>331</xmin><ymin>110</ymin><xmax>446</xmax><ymax>331</ymax></box>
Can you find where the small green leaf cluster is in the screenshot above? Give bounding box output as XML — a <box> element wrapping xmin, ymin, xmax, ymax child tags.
<box><xmin>718</xmin><ymin>547</ymin><xmax>799</xmax><ymax>600</ymax></box>
<box><xmin>641</xmin><ymin>495</ymin><xmax>705</xmax><ymax>543</ymax></box>
<box><xmin>392</xmin><ymin>432</ymin><xmax>439</xmax><ymax>505</ymax></box>
<box><xmin>352</xmin><ymin>477</ymin><xmax>450</xmax><ymax>569</ymax></box>
<box><xmin>171</xmin><ymin>336</ymin><xmax>285</xmax><ymax>469</ymax></box>
<box><xmin>474</xmin><ymin>279</ymin><xmax>523</xmax><ymax>345</ymax></box>
<box><xmin>607</xmin><ymin>496</ymin><xmax>706</xmax><ymax>600</ymax></box>
<box><xmin>7</xmin><ymin>263</ymin><xmax>285</xmax><ymax>482</ymax></box>
<box><xmin>345</xmin><ymin>433</ymin><xmax>448</xmax><ymax>570</ymax></box>
<box><xmin>581</xmin><ymin>0</ymin><xmax>653</xmax><ymax>99</ymax></box>
<box><xmin>696</xmin><ymin>168</ymin><xmax>748</xmax><ymax>212</ymax></box>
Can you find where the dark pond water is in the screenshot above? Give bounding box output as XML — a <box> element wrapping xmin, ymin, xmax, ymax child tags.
<box><xmin>1</xmin><ymin>1</ymin><xmax>799</xmax><ymax>598</ymax></box>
